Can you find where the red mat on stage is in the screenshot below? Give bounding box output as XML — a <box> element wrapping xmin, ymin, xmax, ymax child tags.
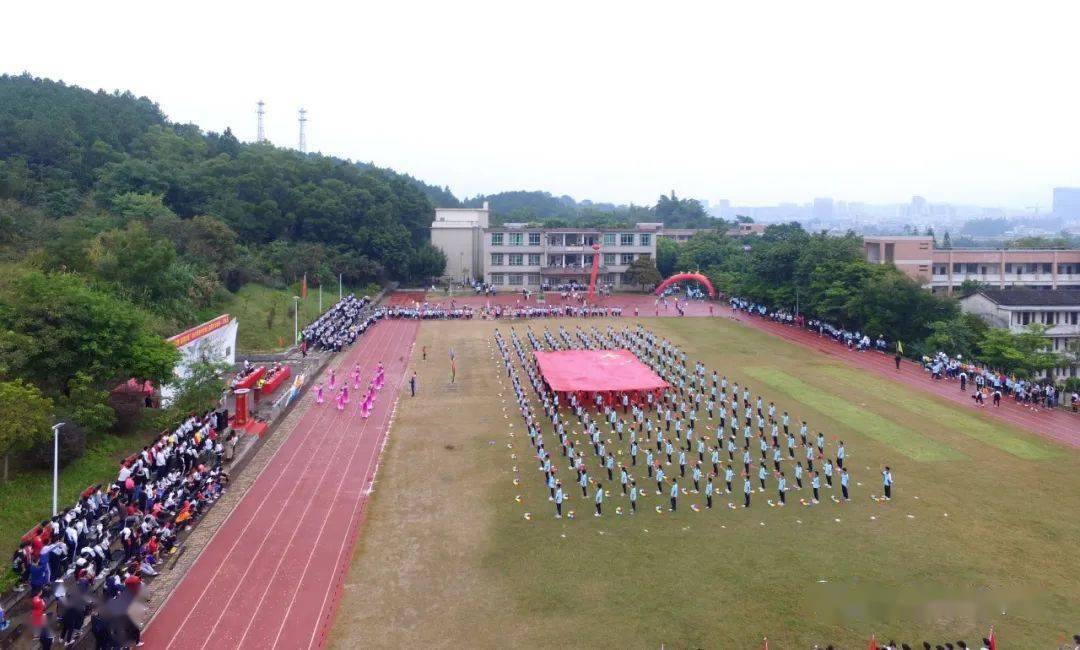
<box><xmin>534</xmin><ymin>349</ymin><xmax>667</xmax><ymax>393</ymax></box>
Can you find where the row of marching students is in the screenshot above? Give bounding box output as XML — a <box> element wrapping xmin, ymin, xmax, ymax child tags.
<box><xmin>7</xmin><ymin>409</ymin><xmax>233</xmax><ymax>648</ymax></box>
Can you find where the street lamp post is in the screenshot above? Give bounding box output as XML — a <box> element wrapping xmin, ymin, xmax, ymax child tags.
<box><xmin>51</xmin><ymin>423</ymin><xmax>64</xmax><ymax>516</ymax></box>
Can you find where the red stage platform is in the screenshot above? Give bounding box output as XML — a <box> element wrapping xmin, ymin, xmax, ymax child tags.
<box><xmin>534</xmin><ymin>349</ymin><xmax>667</xmax><ymax>394</ymax></box>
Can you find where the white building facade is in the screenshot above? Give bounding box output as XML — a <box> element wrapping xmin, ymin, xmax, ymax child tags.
<box><xmin>483</xmin><ymin>223</ymin><xmax>660</xmax><ymax>290</ymax></box>
<box><xmin>960</xmin><ymin>289</ymin><xmax>1080</xmax><ymax>379</ymax></box>
<box><xmin>430</xmin><ymin>203</ymin><xmax>489</xmax><ymax>282</ymax></box>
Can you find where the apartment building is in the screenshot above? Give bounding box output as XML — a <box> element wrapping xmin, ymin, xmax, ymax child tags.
<box><xmin>864</xmin><ymin>236</ymin><xmax>1080</xmax><ymax>294</ymax></box>
<box><xmin>483</xmin><ymin>223</ymin><xmax>660</xmax><ymax>290</ymax></box>
<box><xmin>960</xmin><ymin>289</ymin><xmax>1080</xmax><ymax>379</ymax></box>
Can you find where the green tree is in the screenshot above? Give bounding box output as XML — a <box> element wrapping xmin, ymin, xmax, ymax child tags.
<box><xmin>656</xmin><ymin>238</ymin><xmax>679</xmax><ymax>278</ymax></box>
<box><xmin>923</xmin><ymin>313</ymin><xmax>988</xmax><ymax>359</ymax></box>
<box><xmin>978</xmin><ymin>324</ymin><xmax>1064</xmax><ymax>378</ymax></box>
<box><xmin>158</xmin><ymin>358</ymin><xmax>228</xmax><ymax>428</ymax></box>
<box><xmin>624</xmin><ymin>257</ymin><xmax>662</xmax><ymax>291</ymax></box>
<box><xmin>0</xmin><ymin>270</ymin><xmax>178</xmax><ymax>395</ymax></box>
<box><xmin>56</xmin><ymin>372</ymin><xmax>117</xmax><ymax>435</ymax></box>
<box><xmin>408</xmin><ymin>243</ymin><xmax>447</xmax><ymax>282</ymax></box>
<box><xmin>0</xmin><ymin>379</ymin><xmax>53</xmax><ymax>482</ymax></box>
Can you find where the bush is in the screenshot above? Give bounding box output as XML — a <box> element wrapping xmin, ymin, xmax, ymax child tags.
<box><xmin>107</xmin><ymin>386</ymin><xmax>148</xmax><ymax>435</ymax></box>
<box><xmin>26</xmin><ymin>422</ymin><xmax>86</xmax><ymax>470</ymax></box>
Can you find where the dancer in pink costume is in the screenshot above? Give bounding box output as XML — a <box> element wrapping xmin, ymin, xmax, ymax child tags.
<box><xmin>351</xmin><ymin>363</ymin><xmax>361</xmax><ymax>389</ymax></box>
<box><xmin>328</xmin><ymin>369</ymin><xmax>337</xmax><ymax>390</ymax></box>
<box><xmin>361</xmin><ymin>387</ymin><xmax>375</xmax><ymax>418</ymax></box>
<box><xmin>315</xmin><ymin>383</ymin><xmax>324</xmax><ymax>404</ymax></box>
<box><xmin>374</xmin><ymin>362</ymin><xmax>385</xmax><ymax>391</ymax></box>
<box><xmin>335</xmin><ymin>387</ymin><xmax>345</xmax><ymax>411</ymax></box>
<box><xmin>342</xmin><ymin>384</ymin><xmax>350</xmax><ymax>404</ymax></box>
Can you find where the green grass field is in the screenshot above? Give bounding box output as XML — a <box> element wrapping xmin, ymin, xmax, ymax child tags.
<box><xmin>330</xmin><ymin>317</ymin><xmax>1080</xmax><ymax>649</ymax></box>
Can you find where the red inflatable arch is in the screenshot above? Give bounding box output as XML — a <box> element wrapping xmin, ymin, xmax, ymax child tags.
<box><xmin>654</xmin><ymin>272</ymin><xmax>717</xmax><ymax>298</ymax></box>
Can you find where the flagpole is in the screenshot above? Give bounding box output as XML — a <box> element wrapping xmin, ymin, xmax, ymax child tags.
<box><xmin>319</xmin><ymin>284</ymin><xmax>322</xmax><ymax>313</ymax></box>
<box><xmin>339</xmin><ymin>273</ymin><xmax>343</xmax><ymax>301</ymax></box>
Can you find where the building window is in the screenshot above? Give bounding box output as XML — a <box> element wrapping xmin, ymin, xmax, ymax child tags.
<box><xmin>508</xmin><ymin>232</ymin><xmax>524</xmax><ymax>246</ymax></box>
<box><xmin>490</xmin><ymin>253</ymin><xmax>504</xmax><ymax>266</ymax></box>
<box><xmin>603</xmin><ymin>233</ymin><xmax>616</xmax><ymax>246</ymax></box>
<box><xmin>952</xmin><ymin>263</ymin><xmax>962</xmax><ymax>273</ymax></box>
<box><xmin>491</xmin><ymin>232</ymin><xmax>503</xmax><ymax>246</ymax></box>
<box><xmin>528</xmin><ymin>232</ymin><xmax>541</xmax><ymax>246</ymax></box>
<box><xmin>491</xmin><ymin>273</ymin><xmax>504</xmax><ymax>285</ymax></box>
<box><xmin>527</xmin><ymin>253</ymin><xmax>541</xmax><ymax>266</ymax></box>
<box><xmin>508</xmin><ymin>273</ymin><xmax>524</xmax><ymax>286</ymax></box>
<box><xmin>508</xmin><ymin>253</ymin><xmax>524</xmax><ymax>266</ymax></box>
<box><xmin>603</xmin><ymin>273</ymin><xmax>617</xmax><ymax>283</ymax></box>
<box><xmin>1042</xmin><ymin>263</ymin><xmax>1052</xmax><ymax>274</ymax></box>
<box><xmin>528</xmin><ymin>274</ymin><xmax>541</xmax><ymax>285</ymax></box>
<box><xmin>640</xmin><ymin>233</ymin><xmax>652</xmax><ymax>246</ymax></box>
<box><xmin>620</xmin><ymin>233</ymin><xmax>634</xmax><ymax>246</ymax></box>
<box><xmin>620</xmin><ymin>273</ymin><xmax>633</xmax><ymax>284</ymax></box>
<box><xmin>620</xmin><ymin>253</ymin><xmax>634</xmax><ymax>265</ymax></box>
<box><xmin>603</xmin><ymin>253</ymin><xmax>616</xmax><ymax>265</ymax></box>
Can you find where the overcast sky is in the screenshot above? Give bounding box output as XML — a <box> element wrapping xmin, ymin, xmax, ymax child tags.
<box><xmin>3</xmin><ymin>1</ymin><xmax>1078</xmax><ymax>209</ymax></box>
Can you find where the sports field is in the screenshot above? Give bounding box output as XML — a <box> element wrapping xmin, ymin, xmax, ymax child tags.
<box><xmin>328</xmin><ymin>316</ymin><xmax>1080</xmax><ymax>648</ymax></box>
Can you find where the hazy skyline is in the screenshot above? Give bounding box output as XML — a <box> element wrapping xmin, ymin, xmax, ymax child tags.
<box><xmin>4</xmin><ymin>1</ymin><xmax>1078</xmax><ymax>209</ymax></box>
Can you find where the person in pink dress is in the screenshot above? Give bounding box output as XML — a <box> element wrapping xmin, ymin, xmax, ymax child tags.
<box><xmin>342</xmin><ymin>384</ymin><xmax>350</xmax><ymax>404</ymax></box>
<box><xmin>315</xmin><ymin>383</ymin><xmax>324</xmax><ymax>404</ymax></box>
<box><xmin>328</xmin><ymin>369</ymin><xmax>337</xmax><ymax>390</ymax></box>
<box><xmin>335</xmin><ymin>387</ymin><xmax>345</xmax><ymax>411</ymax></box>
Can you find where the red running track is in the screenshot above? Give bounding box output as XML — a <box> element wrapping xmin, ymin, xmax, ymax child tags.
<box><xmin>721</xmin><ymin>307</ymin><xmax>1080</xmax><ymax>449</ymax></box>
<box><xmin>142</xmin><ymin>319</ymin><xmax>419</xmax><ymax>650</ymax></box>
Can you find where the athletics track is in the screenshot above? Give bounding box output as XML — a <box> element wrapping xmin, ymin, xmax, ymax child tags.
<box><xmin>143</xmin><ymin>293</ymin><xmax>1075</xmax><ymax>649</ymax></box>
<box><xmin>142</xmin><ymin>319</ymin><xmax>418</xmax><ymax>649</ymax></box>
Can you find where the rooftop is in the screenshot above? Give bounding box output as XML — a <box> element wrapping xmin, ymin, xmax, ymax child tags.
<box><xmin>972</xmin><ymin>289</ymin><xmax>1080</xmax><ymax>307</ymax></box>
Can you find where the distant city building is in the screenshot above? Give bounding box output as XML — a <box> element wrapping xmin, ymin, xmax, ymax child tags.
<box><xmin>812</xmin><ymin>197</ymin><xmax>834</xmax><ymax>221</ymax></box>
<box><xmin>864</xmin><ymin>235</ymin><xmax>1080</xmax><ymax>294</ymax></box>
<box><xmin>1053</xmin><ymin>187</ymin><xmax>1080</xmax><ymax>219</ymax></box>
<box><xmin>960</xmin><ymin>289</ymin><xmax>1080</xmax><ymax>379</ymax></box>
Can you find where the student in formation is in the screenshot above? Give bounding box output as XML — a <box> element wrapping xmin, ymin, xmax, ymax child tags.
<box><xmin>629</xmin><ymin>480</ymin><xmax>638</xmax><ymax>514</ymax></box>
<box><xmin>554</xmin><ymin>482</ymin><xmax>564</xmax><ymax>518</ymax></box>
<box><xmin>882</xmin><ymin>466</ymin><xmax>893</xmax><ymax>500</ymax></box>
<box><xmin>705</xmin><ymin>475</ymin><xmax>715</xmax><ymax>509</ymax></box>
<box><xmin>840</xmin><ymin>468</ymin><xmax>850</xmax><ymax>501</ymax></box>
<box><xmin>742</xmin><ymin>475</ymin><xmax>752</xmax><ymax>508</ymax></box>
<box><xmin>668</xmin><ymin>477</ymin><xmax>679</xmax><ymax>512</ymax></box>
<box><xmin>811</xmin><ymin>471</ymin><xmax>821</xmax><ymax>504</ymax></box>
<box><xmin>594</xmin><ymin>483</ymin><xmax>604</xmax><ymax>517</ymax></box>
<box><xmin>777</xmin><ymin>472</ymin><xmax>787</xmax><ymax>505</ymax></box>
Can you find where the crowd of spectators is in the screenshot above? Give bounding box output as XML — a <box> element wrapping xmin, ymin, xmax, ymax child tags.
<box><xmin>300</xmin><ymin>295</ymin><xmax>372</xmax><ymax>352</ymax></box>
<box><xmin>728</xmin><ymin>296</ymin><xmax>1075</xmax><ymax>412</ymax></box>
<box><xmin>8</xmin><ymin>409</ymin><xmax>232</xmax><ymax>647</ymax></box>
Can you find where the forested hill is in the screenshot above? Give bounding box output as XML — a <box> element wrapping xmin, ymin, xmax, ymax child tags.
<box><xmin>462</xmin><ymin>190</ymin><xmax>722</xmax><ymax>229</ymax></box>
<box><xmin>0</xmin><ymin>73</ymin><xmax>448</xmax><ymax>299</ymax></box>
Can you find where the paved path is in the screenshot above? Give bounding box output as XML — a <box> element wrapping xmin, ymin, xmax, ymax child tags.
<box><xmin>142</xmin><ymin>320</ymin><xmax>418</xmax><ymax>649</ymax></box>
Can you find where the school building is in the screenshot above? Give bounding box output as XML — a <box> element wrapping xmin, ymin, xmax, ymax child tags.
<box><xmin>960</xmin><ymin>289</ymin><xmax>1080</xmax><ymax>379</ymax></box>
<box><xmin>483</xmin><ymin>223</ymin><xmax>660</xmax><ymax>290</ymax></box>
<box><xmin>430</xmin><ymin>205</ymin><xmax>663</xmax><ymax>290</ymax></box>
<box><xmin>863</xmin><ymin>236</ymin><xmax>1080</xmax><ymax>294</ymax></box>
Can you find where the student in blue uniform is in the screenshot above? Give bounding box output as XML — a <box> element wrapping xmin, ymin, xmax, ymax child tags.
<box><xmin>629</xmin><ymin>480</ymin><xmax>638</xmax><ymax>514</ymax></box>
<box><xmin>836</xmin><ymin>441</ymin><xmax>846</xmax><ymax>470</ymax></box>
<box><xmin>669</xmin><ymin>477</ymin><xmax>679</xmax><ymax>512</ymax></box>
<box><xmin>811</xmin><ymin>471</ymin><xmax>821</xmax><ymax>503</ymax></box>
<box><xmin>705</xmin><ymin>475</ymin><xmax>715</xmax><ymax>509</ymax></box>
<box><xmin>823</xmin><ymin>458</ymin><xmax>834</xmax><ymax>487</ymax></box>
<box><xmin>554</xmin><ymin>482</ymin><xmax>564</xmax><ymax>518</ymax></box>
<box><xmin>724</xmin><ymin>464</ymin><xmax>734</xmax><ymax>493</ymax></box>
<box><xmin>594</xmin><ymin>483</ymin><xmax>604</xmax><ymax>516</ymax></box>
<box><xmin>794</xmin><ymin>461</ymin><xmax>804</xmax><ymax>489</ymax></box>
<box><xmin>882</xmin><ymin>466</ymin><xmax>893</xmax><ymax>500</ymax></box>
<box><xmin>630</xmin><ymin>440</ymin><xmax>638</xmax><ymax>466</ymax></box>
<box><xmin>579</xmin><ymin>470</ymin><xmax>589</xmax><ymax>498</ymax></box>
<box><xmin>655</xmin><ymin>465</ymin><xmax>665</xmax><ymax>495</ymax></box>
<box><xmin>692</xmin><ymin>462</ymin><xmax>702</xmax><ymax>493</ymax></box>
<box><xmin>777</xmin><ymin>472</ymin><xmax>787</xmax><ymax>505</ymax></box>
<box><xmin>743</xmin><ymin>476</ymin><xmax>752</xmax><ymax>507</ymax></box>
<box><xmin>678</xmin><ymin>449</ymin><xmax>687</xmax><ymax>477</ymax></box>
<box><xmin>620</xmin><ymin>465</ymin><xmax>629</xmax><ymax>495</ymax></box>
<box><xmin>645</xmin><ymin>450</ymin><xmax>654</xmax><ymax>477</ymax></box>
<box><xmin>840</xmin><ymin>468</ymin><xmax>850</xmax><ymax>501</ymax></box>
<box><xmin>757</xmin><ymin>462</ymin><xmax>768</xmax><ymax>491</ymax></box>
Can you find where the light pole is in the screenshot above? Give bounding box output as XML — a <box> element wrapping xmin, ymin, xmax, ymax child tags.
<box><xmin>338</xmin><ymin>273</ymin><xmax>343</xmax><ymax>301</ymax></box>
<box><xmin>51</xmin><ymin>423</ymin><xmax>64</xmax><ymax>516</ymax></box>
<box><xmin>293</xmin><ymin>296</ymin><xmax>300</xmax><ymax>346</ymax></box>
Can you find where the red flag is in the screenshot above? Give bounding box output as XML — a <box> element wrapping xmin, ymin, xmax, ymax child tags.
<box><xmin>988</xmin><ymin>626</ymin><xmax>996</xmax><ymax>650</ymax></box>
<box><xmin>301</xmin><ymin>274</ymin><xmax>308</xmax><ymax>299</ymax></box>
<box><xmin>869</xmin><ymin>633</ymin><xmax>878</xmax><ymax>650</ymax></box>
<box><xmin>762</xmin><ymin>638</ymin><xmax>768</xmax><ymax>650</ymax></box>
